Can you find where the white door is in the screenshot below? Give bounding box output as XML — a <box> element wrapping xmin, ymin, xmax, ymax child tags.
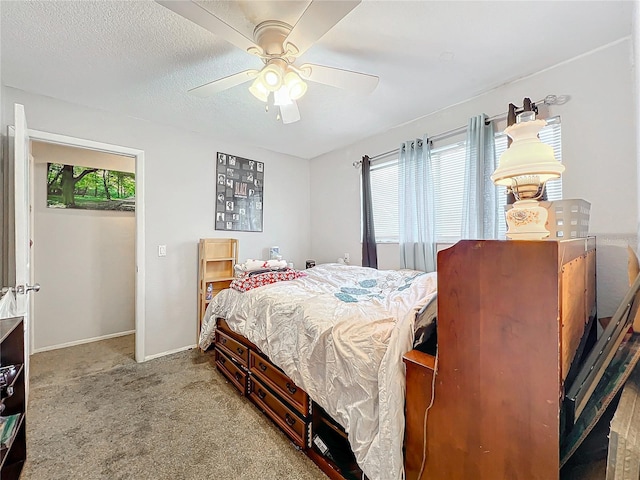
<box><xmin>11</xmin><ymin>104</ymin><xmax>37</xmax><ymax>402</ymax></box>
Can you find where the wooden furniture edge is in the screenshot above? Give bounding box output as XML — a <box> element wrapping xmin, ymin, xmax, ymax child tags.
<box><xmin>403</xmin><ymin>350</ymin><xmax>435</xmax><ymax>370</ymax></box>
<box><xmin>413</xmin><ymin>239</ymin><xmax>595</xmax><ymax>480</ymax></box>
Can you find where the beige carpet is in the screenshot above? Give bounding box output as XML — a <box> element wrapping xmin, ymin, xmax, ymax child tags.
<box><xmin>23</xmin><ymin>335</ymin><xmax>609</xmax><ymax>480</ymax></box>
<box><xmin>22</xmin><ymin>335</ymin><xmax>326</xmax><ymax>480</ymax></box>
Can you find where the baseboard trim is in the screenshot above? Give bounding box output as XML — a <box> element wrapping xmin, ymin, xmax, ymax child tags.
<box><xmin>144</xmin><ymin>344</ymin><xmax>196</xmax><ymax>362</ymax></box>
<box><xmin>33</xmin><ymin>330</ymin><xmax>135</xmax><ymax>353</ymax></box>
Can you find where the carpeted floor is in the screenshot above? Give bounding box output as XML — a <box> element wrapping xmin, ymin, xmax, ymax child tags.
<box><xmin>22</xmin><ymin>335</ymin><xmax>326</xmax><ymax>480</ymax></box>
<box><xmin>22</xmin><ymin>334</ymin><xmax>610</xmax><ymax>480</ymax></box>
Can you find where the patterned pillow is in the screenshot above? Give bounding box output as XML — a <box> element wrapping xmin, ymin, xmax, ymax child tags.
<box><xmin>230</xmin><ymin>269</ymin><xmax>306</xmax><ymax>293</ymax></box>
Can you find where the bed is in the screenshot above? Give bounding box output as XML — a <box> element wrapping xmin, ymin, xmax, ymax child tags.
<box><xmin>199</xmin><ymin>263</ymin><xmax>437</xmax><ymax>480</ymax></box>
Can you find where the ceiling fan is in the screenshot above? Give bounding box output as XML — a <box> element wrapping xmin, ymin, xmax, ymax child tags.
<box><xmin>157</xmin><ymin>0</ymin><xmax>379</xmax><ymax>124</ymax></box>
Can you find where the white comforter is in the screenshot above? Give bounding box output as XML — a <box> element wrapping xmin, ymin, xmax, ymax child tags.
<box><xmin>199</xmin><ymin>263</ymin><xmax>437</xmax><ymax>480</ymax></box>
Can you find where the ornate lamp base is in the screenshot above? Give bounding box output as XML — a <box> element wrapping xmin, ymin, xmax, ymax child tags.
<box><xmin>505</xmin><ymin>199</ymin><xmax>550</xmax><ymax>240</ymax></box>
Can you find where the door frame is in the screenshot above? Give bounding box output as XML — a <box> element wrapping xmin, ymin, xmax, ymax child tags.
<box><xmin>28</xmin><ymin>129</ymin><xmax>146</xmax><ymax>362</ymax></box>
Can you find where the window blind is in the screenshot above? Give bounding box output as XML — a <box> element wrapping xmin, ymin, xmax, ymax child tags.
<box><xmin>370</xmin><ymin>158</ymin><xmax>399</xmax><ymax>242</ymax></box>
<box><xmin>431</xmin><ymin>141</ymin><xmax>467</xmax><ymax>242</ymax></box>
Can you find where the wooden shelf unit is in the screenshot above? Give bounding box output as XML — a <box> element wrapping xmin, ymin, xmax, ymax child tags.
<box><xmin>0</xmin><ymin>317</ymin><xmax>26</xmax><ymax>480</ymax></box>
<box><xmin>198</xmin><ymin>238</ymin><xmax>238</xmax><ymax>339</ymax></box>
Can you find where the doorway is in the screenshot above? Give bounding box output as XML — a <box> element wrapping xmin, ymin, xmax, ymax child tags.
<box><xmin>27</xmin><ymin>130</ymin><xmax>145</xmax><ymax>362</ymax></box>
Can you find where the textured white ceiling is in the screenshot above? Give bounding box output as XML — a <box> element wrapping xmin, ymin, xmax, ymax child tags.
<box><xmin>1</xmin><ymin>1</ymin><xmax>633</xmax><ymax>159</ymax></box>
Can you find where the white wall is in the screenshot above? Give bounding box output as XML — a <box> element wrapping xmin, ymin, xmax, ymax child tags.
<box><xmin>2</xmin><ymin>87</ymin><xmax>311</xmax><ymax>358</ymax></box>
<box><xmin>310</xmin><ymin>39</ymin><xmax>637</xmax><ymax>317</ymax></box>
<box><xmin>31</xmin><ymin>141</ymin><xmax>135</xmax><ymax>351</ymax></box>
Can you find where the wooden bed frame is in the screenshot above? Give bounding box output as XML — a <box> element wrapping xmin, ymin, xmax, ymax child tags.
<box><xmin>212</xmin><ymin>317</ymin><xmax>363</xmax><ymax>479</ymax></box>
<box><xmin>211</xmin><ymin>238</ymin><xmax>596</xmax><ymax>480</ymax></box>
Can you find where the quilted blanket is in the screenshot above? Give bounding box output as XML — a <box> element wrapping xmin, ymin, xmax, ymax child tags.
<box><xmin>199</xmin><ymin>263</ymin><xmax>437</xmax><ymax>480</ymax></box>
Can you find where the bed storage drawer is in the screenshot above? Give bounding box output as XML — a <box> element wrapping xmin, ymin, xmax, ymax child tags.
<box><xmin>249</xmin><ymin>351</ymin><xmax>310</xmax><ymax>417</ymax></box>
<box><xmin>215</xmin><ymin>347</ymin><xmax>247</xmax><ymax>395</ymax></box>
<box><xmin>216</xmin><ymin>318</ymin><xmax>257</xmax><ymax>350</ymax></box>
<box><xmin>248</xmin><ymin>376</ymin><xmax>310</xmax><ymax>449</ymax></box>
<box><xmin>215</xmin><ymin>330</ymin><xmax>249</xmax><ymax>367</ymax></box>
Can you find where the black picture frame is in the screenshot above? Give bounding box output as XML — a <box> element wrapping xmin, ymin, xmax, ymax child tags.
<box><xmin>215</xmin><ymin>152</ymin><xmax>264</xmax><ymax>232</ymax></box>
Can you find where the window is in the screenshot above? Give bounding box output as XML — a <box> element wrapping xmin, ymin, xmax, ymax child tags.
<box><xmin>431</xmin><ymin>141</ymin><xmax>467</xmax><ymax>243</ymax></box>
<box><xmin>367</xmin><ymin>117</ymin><xmax>562</xmax><ymax>243</ymax></box>
<box><xmin>369</xmin><ymin>158</ymin><xmax>399</xmax><ymax>242</ymax></box>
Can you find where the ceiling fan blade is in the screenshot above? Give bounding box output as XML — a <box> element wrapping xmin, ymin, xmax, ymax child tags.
<box><xmin>157</xmin><ymin>1</ymin><xmax>261</xmax><ymax>55</ymax></box>
<box><xmin>298</xmin><ymin>64</ymin><xmax>378</xmax><ymax>93</ymax></box>
<box><xmin>189</xmin><ymin>70</ymin><xmax>259</xmax><ymax>98</ymax></box>
<box><xmin>280</xmin><ymin>101</ymin><xmax>301</xmax><ymax>124</ymax></box>
<box><xmin>284</xmin><ymin>0</ymin><xmax>361</xmax><ymax>56</ymax></box>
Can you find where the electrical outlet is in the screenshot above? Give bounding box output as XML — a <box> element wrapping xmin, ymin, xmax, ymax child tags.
<box><xmin>158</xmin><ymin>245</ymin><xmax>167</xmax><ymax>257</ymax></box>
<box><xmin>344</xmin><ymin>253</ymin><xmax>350</xmax><ymax>262</ymax></box>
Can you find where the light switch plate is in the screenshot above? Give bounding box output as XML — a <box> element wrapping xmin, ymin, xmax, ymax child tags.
<box><xmin>158</xmin><ymin>245</ymin><xmax>167</xmax><ymax>257</ymax></box>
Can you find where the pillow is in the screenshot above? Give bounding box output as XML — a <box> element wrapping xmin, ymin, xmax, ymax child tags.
<box><xmin>414</xmin><ymin>295</ymin><xmax>437</xmax><ymax>347</ymax></box>
<box><xmin>235</xmin><ymin>259</ymin><xmax>288</xmax><ymax>273</ymax></box>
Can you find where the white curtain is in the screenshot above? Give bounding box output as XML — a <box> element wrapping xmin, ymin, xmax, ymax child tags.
<box><xmin>399</xmin><ymin>136</ymin><xmax>436</xmax><ymax>272</ymax></box>
<box><xmin>461</xmin><ymin>114</ymin><xmax>499</xmax><ymax>239</ymax></box>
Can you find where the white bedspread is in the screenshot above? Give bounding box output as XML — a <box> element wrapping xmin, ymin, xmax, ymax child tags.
<box><xmin>199</xmin><ymin>264</ymin><xmax>437</xmax><ymax>480</ymax></box>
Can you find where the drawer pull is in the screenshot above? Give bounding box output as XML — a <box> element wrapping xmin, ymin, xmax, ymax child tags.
<box><xmin>285</xmin><ymin>382</ymin><xmax>297</xmax><ymax>395</ymax></box>
<box><xmin>258</xmin><ymin>389</ymin><xmax>267</xmax><ymax>400</ymax></box>
<box><xmin>234</xmin><ymin>372</ymin><xmax>242</xmax><ymax>382</ymax></box>
<box><xmin>220</xmin><ymin>337</ymin><xmax>227</xmax><ymax>345</ymax></box>
<box><xmin>285</xmin><ymin>413</ymin><xmax>296</xmax><ymax>427</ymax></box>
<box><xmin>236</xmin><ymin>347</ymin><xmax>244</xmax><ymax>356</ymax></box>
<box><xmin>219</xmin><ymin>356</ymin><xmax>226</xmax><ymax>365</ymax></box>
<box><xmin>259</xmin><ymin>362</ymin><xmax>268</xmax><ymax>372</ymax></box>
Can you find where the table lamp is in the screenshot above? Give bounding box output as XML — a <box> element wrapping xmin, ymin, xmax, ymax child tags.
<box><xmin>491</xmin><ymin>111</ymin><xmax>565</xmax><ymax>240</ymax></box>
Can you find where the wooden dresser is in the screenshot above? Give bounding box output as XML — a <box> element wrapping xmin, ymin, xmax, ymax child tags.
<box><xmin>404</xmin><ymin>239</ymin><xmax>596</xmax><ymax>480</ymax></box>
<box><xmin>213</xmin><ymin>318</ymin><xmax>363</xmax><ymax>480</ymax></box>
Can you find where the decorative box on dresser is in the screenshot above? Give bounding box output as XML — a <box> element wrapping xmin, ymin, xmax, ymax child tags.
<box><xmin>0</xmin><ymin>317</ymin><xmax>26</xmax><ymax>480</ymax></box>
<box><xmin>213</xmin><ymin>318</ymin><xmax>364</xmax><ymax>480</ymax></box>
<box><xmin>403</xmin><ymin>239</ymin><xmax>596</xmax><ymax>480</ymax></box>
<box><xmin>197</xmin><ymin>238</ymin><xmax>238</xmax><ymax>338</ymax></box>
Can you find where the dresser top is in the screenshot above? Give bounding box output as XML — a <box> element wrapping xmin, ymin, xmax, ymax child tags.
<box><xmin>0</xmin><ymin>317</ymin><xmax>23</xmax><ymax>344</ymax></box>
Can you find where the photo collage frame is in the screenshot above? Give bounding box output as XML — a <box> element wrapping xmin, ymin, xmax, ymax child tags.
<box><xmin>215</xmin><ymin>152</ymin><xmax>264</xmax><ymax>232</ymax></box>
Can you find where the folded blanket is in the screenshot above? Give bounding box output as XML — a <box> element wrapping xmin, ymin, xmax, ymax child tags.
<box><xmin>230</xmin><ymin>269</ymin><xmax>306</xmax><ymax>292</ymax></box>
<box><xmin>236</xmin><ymin>259</ymin><xmax>288</xmax><ymax>272</ymax></box>
<box><xmin>248</xmin><ymin>268</ymin><xmax>289</xmax><ymax>277</ymax></box>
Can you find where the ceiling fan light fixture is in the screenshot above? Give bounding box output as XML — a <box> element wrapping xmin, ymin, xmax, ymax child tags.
<box><xmin>274</xmin><ymin>86</ymin><xmax>293</xmax><ymax>106</ymax></box>
<box><xmin>284</xmin><ymin>71</ymin><xmax>307</xmax><ymax>100</ymax></box>
<box><xmin>260</xmin><ymin>62</ymin><xmax>284</xmax><ymax>91</ymax></box>
<box><xmin>249</xmin><ymin>77</ymin><xmax>269</xmax><ymax>102</ymax></box>
<box><xmin>160</xmin><ymin>1</ymin><xmax>378</xmax><ymax>125</ymax></box>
